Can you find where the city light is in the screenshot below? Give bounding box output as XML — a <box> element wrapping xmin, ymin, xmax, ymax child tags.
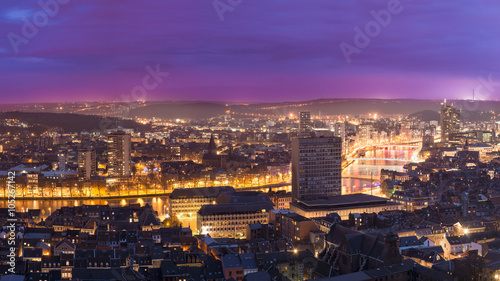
<box><xmin>1</xmin><ymin>2</ymin><xmax>499</xmax><ymax>279</ymax></box>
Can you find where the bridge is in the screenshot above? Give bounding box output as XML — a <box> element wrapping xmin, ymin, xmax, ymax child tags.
<box><xmin>343</xmin><ymin>175</ymin><xmax>377</xmax><ymax>180</ymax></box>
<box><xmin>373</xmin><ymin>145</ymin><xmax>420</xmax><ymax>149</ymax></box>
<box><xmin>346</xmin><ymin>157</ymin><xmax>413</xmax><ymax>161</ymax></box>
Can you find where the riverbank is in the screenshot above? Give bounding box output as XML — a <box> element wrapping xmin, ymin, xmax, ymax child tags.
<box><xmin>0</xmin><ymin>181</ymin><xmax>291</xmax><ymax>200</ymax></box>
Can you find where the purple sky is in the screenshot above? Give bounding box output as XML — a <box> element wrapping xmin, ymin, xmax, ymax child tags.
<box><xmin>1</xmin><ymin>0</ymin><xmax>500</xmax><ymax>103</ymax></box>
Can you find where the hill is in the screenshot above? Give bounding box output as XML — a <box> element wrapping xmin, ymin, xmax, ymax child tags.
<box><xmin>129</xmin><ymin>102</ymin><xmax>227</xmax><ymax>119</ymax></box>
<box><xmin>0</xmin><ymin>112</ymin><xmax>147</xmax><ymax>133</ymax></box>
<box><xmin>407</xmin><ymin>110</ymin><xmax>440</xmax><ymax>122</ymax></box>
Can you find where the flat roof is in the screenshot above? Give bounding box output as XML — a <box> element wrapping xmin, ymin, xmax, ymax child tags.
<box><xmin>198</xmin><ymin>202</ymin><xmax>274</xmax><ymax>215</ymax></box>
<box><xmin>292</xmin><ymin>194</ymin><xmax>394</xmax><ymax>211</ymax></box>
<box><xmin>284</xmin><ymin>212</ymin><xmax>310</xmax><ymax>222</ymax></box>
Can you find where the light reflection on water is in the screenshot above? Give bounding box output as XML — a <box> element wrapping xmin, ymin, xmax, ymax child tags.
<box><xmin>1</xmin><ymin>149</ymin><xmax>414</xmax><ymax>220</ymax></box>
<box><xmin>342</xmin><ymin>148</ymin><xmax>414</xmax><ymax>194</ymax></box>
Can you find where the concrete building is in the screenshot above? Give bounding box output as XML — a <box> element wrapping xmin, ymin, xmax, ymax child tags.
<box><xmin>440</xmin><ymin>236</ymin><xmax>482</xmax><ymax>259</ymax></box>
<box><xmin>245</xmin><ymin>223</ymin><xmax>269</xmax><ymax>240</ymax></box>
<box><xmin>221</xmin><ymin>254</ymin><xmax>244</xmax><ymax>280</ymax></box>
<box><xmin>168</xmin><ymin>186</ymin><xmax>234</xmax><ymax>220</ymax></box>
<box><xmin>58</xmin><ymin>153</ymin><xmax>66</xmax><ymax>171</ymax></box>
<box><xmin>274</xmin><ymin>211</ymin><xmax>319</xmax><ymax>244</ymax></box>
<box><xmin>453</xmin><ymin>221</ymin><xmax>486</xmax><ymax>236</ymax></box>
<box><xmin>332</xmin><ymin>122</ymin><xmax>348</xmax><ymax>153</ymax></box>
<box><xmin>78</xmin><ymin>148</ymin><xmax>96</xmax><ymax>180</ymax></box>
<box><xmin>270</xmin><ymin>191</ymin><xmax>292</xmax><ymax>209</ymax></box>
<box><xmin>441</xmin><ymin>100</ymin><xmax>460</xmax><ymax>143</ymax></box>
<box><xmin>289</xmin><ymin>194</ymin><xmax>403</xmax><ymax>220</ymax></box>
<box><xmin>299</xmin><ymin>111</ymin><xmax>312</xmax><ymax>137</ymax></box>
<box><xmin>390</xmin><ymin>190</ymin><xmax>437</xmax><ymax>212</ymax></box>
<box><xmin>292</xmin><ymin>136</ymin><xmax>342</xmax><ymax>200</ymax></box>
<box><xmin>197</xmin><ymin>201</ymin><xmax>273</xmax><ymax>239</ymax></box>
<box><xmin>107</xmin><ymin>131</ymin><xmax>131</xmax><ymax>178</ymax></box>
<box><xmin>468</xmin><ymin>142</ymin><xmax>494</xmax><ymax>158</ymax></box>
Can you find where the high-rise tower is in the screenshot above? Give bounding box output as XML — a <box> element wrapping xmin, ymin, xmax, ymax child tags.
<box><xmin>440</xmin><ymin>100</ymin><xmax>460</xmax><ymax>143</ymax></box>
<box><xmin>78</xmin><ymin>148</ymin><xmax>96</xmax><ymax>180</ymax></box>
<box><xmin>107</xmin><ymin>131</ymin><xmax>131</xmax><ymax>178</ymax></box>
<box><xmin>299</xmin><ymin>111</ymin><xmax>312</xmax><ymax>137</ymax></box>
<box><xmin>292</xmin><ymin>136</ymin><xmax>342</xmax><ymax>200</ymax></box>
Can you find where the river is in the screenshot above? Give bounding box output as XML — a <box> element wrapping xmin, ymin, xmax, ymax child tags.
<box><xmin>342</xmin><ymin>147</ymin><xmax>417</xmax><ymax>195</ymax></box>
<box><xmin>1</xmin><ymin>147</ymin><xmax>416</xmax><ymax>226</ymax></box>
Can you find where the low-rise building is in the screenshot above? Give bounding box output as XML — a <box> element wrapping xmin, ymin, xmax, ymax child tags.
<box><xmin>289</xmin><ymin>194</ymin><xmax>403</xmax><ymax>220</ymax></box>
<box><xmin>440</xmin><ymin>236</ymin><xmax>482</xmax><ymax>259</ymax></box>
<box><xmin>222</xmin><ymin>254</ymin><xmax>244</xmax><ymax>281</ymax></box>
<box><xmin>168</xmin><ymin>186</ymin><xmax>234</xmax><ymax>220</ymax></box>
<box><xmin>275</xmin><ymin>212</ymin><xmax>319</xmax><ymax>244</ymax></box>
<box><xmin>453</xmin><ymin>221</ymin><xmax>486</xmax><ymax>236</ymax></box>
<box><xmin>390</xmin><ymin>190</ymin><xmax>436</xmax><ymax>212</ymax></box>
<box><xmin>270</xmin><ymin>191</ymin><xmax>292</xmax><ymax>210</ymax></box>
<box><xmin>197</xmin><ymin>201</ymin><xmax>274</xmax><ymax>239</ymax></box>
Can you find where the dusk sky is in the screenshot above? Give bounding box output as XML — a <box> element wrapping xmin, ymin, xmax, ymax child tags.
<box><xmin>1</xmin><ymin>0</ymin><xmax>500</xmax><ymax>103</ymax></box>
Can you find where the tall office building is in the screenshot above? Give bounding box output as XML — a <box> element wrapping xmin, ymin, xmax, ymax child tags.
<box><xmin>332</xmin><ymin>123</ymin><xmax>346</xmax><ymax>141</ymax></box>
<box><xmin>292</xmin><ymin>136</ymin><xmax>342</xmax><ymax>200</ymax></box>
<box><xmin>299</xmin><ymin>111</ymin><xmax>312</xmax><ymax>137</ymax></box>
<box><xmin>107</xmin><ymin>131</ymin><xmax>131</xmax><ymax>178</ymax></box>
<box><xmin>440</xmin><ymin>100</ymin><xmax>460</xmax><ymax>143</ymax></box>
<box><xmin>78</xmin><ymin>148</ymin><xmax>96</xmax><ymax>180</ymax></box>
<box><xmin>57</xmin><ymin>153</ymin><xmax>66</xmax><ymax>171</ymax></box>
<box><xmin>332</xmin><ymin>122</ymin><xmax>347</xmax><ymax>153</ymax></box>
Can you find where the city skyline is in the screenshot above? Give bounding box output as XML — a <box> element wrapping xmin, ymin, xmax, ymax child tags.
<box><xmin>2</xmin><ymin>1</ymin><xmax>500</xmax><ymax>103</ymax></box>
<box><xmin>2</xmin><ymin>1</ymin><xmax>500</xmax><ymax>280</ymax></box>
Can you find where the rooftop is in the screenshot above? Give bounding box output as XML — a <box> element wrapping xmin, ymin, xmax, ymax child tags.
<box><xmin>222</xmin><ymin>254</ymin><xmax>242</xmax><ymax>268</ymax></box>
<box><xmin>292</xmin><ymin>194</ymin><xmax>398</xmax><ymax>211</ymax></box>
<box><xmin>446</xmin><ymin>236</ymin><xmax>471</xmax><ymax>245</ymax></box>
<box><xmin>198</xmin><ymin>201</ymin><xmax>274</xmax><ymax>215</ymax></box>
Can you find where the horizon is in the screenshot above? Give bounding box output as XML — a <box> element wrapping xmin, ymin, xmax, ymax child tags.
<box><xmin>0</xmin><ymin>97</ymin><xmax>498</xmax><ymax>106</ymax></box>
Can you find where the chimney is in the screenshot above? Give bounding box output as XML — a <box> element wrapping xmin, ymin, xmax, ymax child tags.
<box><xmin>384</xmin><ymin>232</ymin><xmax>402</xmax><ymax>266</ymax></box>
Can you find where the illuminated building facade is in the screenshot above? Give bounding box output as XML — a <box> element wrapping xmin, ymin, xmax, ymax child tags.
<box><xmin>168</xmin><ymin>186</ymin><xmax>234</xmax><ymax>220</ymax></box>
<box><xmin>197</xmin><ymin>201</ymin><xmax>273</xmax><ymax>238</ymax></box>
<box><xmin>299</xmin><ymin>111</ymin><xmax>312</xmax><ymax>137</ymax></box>
<box><xmin>292</xmin><ymin>136</ymin><xmax>342</xmax><ymax>200</ymax></box>
<box><xmin>107</xmin><ymin>131</ymin><xmax>131</xmax><ymax>178</ymax></box>
<box><xmin>78</xmin><ymin>148</ymin><xmax>96</xmax><ymax>180</ymax></box>
<box><xmin>441</xmin><ymin>101</ymin><xmax>460</xmax><ymax>143</ymax></box>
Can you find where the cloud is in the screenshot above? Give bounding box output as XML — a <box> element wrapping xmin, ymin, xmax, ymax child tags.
<box><xmin>3</xmin><ymin>9</ymin><xmax>33</xmax><ymax>22</ymax></box>
<box><xmin>0</xmin><ymin>0</ymin><xmax>499</xmax><ymax>103</ymax></box>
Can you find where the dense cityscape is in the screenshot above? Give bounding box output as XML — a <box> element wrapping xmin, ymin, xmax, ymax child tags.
<box><xmin>0</xmin><ymin>99</ymin><xmax>499</xmax><ymax>280</ymax></box>
<box><xmin>2</xmin><ymin>1</ymin><xmax>500</xmax><ymax>280</ymax></box>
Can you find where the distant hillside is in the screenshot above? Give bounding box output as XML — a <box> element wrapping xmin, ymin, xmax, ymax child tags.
<box><xmin>129</xmin><ymin>99</ymin><xmax>448</xmax><ymax>120</ymax></box>
<box><xmin>461</xmin><ymin>110</ymin><xmax>496</xmax><ymax>122</ymax></box>
<box><xmin>407</xmin><ymin>110</ymin><xmax>440</xmax><ymax>122</ymax></box>
<box><xmin>407</xmin><ymin>107</ymin><xmax>497</xmax><ymax>123</ymax></box>
<box><xmin>233</xmin><ymin>99</ymin><xmax>444</xmax><ymax>116</ymax></box>
<box><xmin>3</xmin><ymin>99</ymin><xmax>500</xmax><ymax>120</ymax></box>
<box><xmin>0</xmin><ymin>112</ymin><xmax>147</xmax><ymax>133</ymax></box>
<box><xmin>129</xmin><ymin>102</ymin><xmax>227</xmax><ymax>119</ymax></box>
<box><xmin>241</xmin><ymin>99</ymin><xmax>500</xmax><ymax>117</ymax></box>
